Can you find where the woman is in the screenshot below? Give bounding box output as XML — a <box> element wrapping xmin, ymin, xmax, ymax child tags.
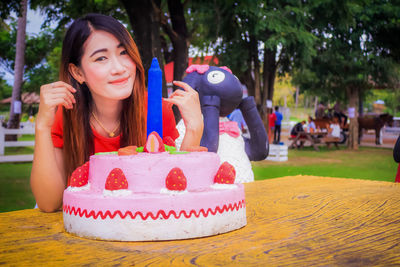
<box><xmin>31</xmin><ymin>14</ymin><xmax>203</xmax><ymax>212</ymax></box>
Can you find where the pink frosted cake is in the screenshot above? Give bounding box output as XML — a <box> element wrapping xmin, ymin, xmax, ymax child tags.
<box><xmin>63</xmin><ymin>135</ymin><xmax>247</xmax><ymax>241</ymax></box>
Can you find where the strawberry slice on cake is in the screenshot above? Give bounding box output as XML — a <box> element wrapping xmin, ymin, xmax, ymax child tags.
<box><xmin>214</xmin><ymin>162</ymin><xmax>236</xmax><ymax>184</ymax></box>
<box><xmin>144</xmin><ymin>131</ymin><xmax>165</xmax><ymax>153</ymax></box>
<box><xmin>103</xmin><ymin>168</ymin><xmax>131</xmax><ymax>197</ymax></box>
<box><xmin>163</xmin><ymin>167</ymin><xmax>187</xmax><ymax>193</ymax></box>
<box><xmin>69</xmin><ymin>161</ymin><xmax>90</xmax><ymax>190</ymax></box>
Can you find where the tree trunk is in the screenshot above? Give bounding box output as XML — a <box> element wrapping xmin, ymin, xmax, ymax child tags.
<box><xmin>347</xmin><ymin>86</ymin><xmax>359</xmax><ymax>150</ymax></box>
<box><xmin>261</xmin><ymin>47</ymin><xmax>277</xmax><ymax>132</ymax></box>
<box><xmin>240</xmin><ymin>63</ymin><xmax>255</xmax><ymax>98</ymax></box>
<box><xmin>358</xmin><ymin>89</ymin><xmax>364</xmax><ymax>116</ymax></box>
<box><xmin>121</xmin><ymin>0</ymin><xmax>166</xmax><ymax>95</ymax></box>
<box><xmin>157</xmin><ymin>0</ymin><xmax>189</xmax><ymax>123</ymax></box>
<box><xmin>167</xmin><ymin>0</ymin><xmax>188</xmax><ymax>84</ymax></box>
<box><xmin>7</xmin><ymin>0</ymin><xmax>27</xmax><ymax>133</ymax></box>
<box><xmin>250</xmin><ymin>35</ymin><xmax>261</xmax><ymax>108</ymax></box>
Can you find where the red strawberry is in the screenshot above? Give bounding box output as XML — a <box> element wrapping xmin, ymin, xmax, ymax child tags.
<box><xmin>163</xmin><ymin>136</ymin><xmax>176</xmax><ymax>147</ymax></box>
<box><xmin>144</xmin><ymin>131</ymin><xmax>165</xmax><ymax>153</ymax></box>
<box><xmin>105</xmin><ymin>168</ymin><xmax>128</xmax><ymax>190</ymax></box>
<box><xmin>214</xmin><ymin>162</ymin><xmax>236</xmax><ymax>184</ymax></box>
<box><xmin>165</xmin><ymin>167</ymin><xmax>187</xmax><ymax>191</ymax></box>
<box><xmin>70</xmin><ymin>161</ymin><xmax>90</xmax><ymax>187</ymax></box>
<box><xmin>118</xmin><ymin>145</ymin><xmax>138</xmax><ymax>156</ymax></box>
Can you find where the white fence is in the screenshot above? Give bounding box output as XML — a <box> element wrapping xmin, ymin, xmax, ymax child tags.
<box><xmin>0</xmin><ymin>123</ymin><xmax>35</xmax><ymax>162</ymax></box>
<box><xmin>266</xmin><ymin>144</ymin><xmax>288</xmax><ymax>162</ymax></box>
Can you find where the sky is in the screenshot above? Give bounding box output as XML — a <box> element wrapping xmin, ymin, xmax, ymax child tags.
<box><xmin>3</xmin><ymin>8</ymin><xmax>47</xmax><ymax>86</ymax></box>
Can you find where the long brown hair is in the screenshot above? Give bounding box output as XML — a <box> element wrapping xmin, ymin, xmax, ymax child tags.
<box><xmin>59</xmin><ymin>14</ymin><xmax>147</xmax><ymax>180</ymax></box>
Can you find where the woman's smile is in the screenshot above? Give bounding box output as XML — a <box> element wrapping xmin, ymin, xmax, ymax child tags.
<box><xmin>109</xmin><ymin>76</ymin><xmax>130</xmax><ymax>86</ymax></box>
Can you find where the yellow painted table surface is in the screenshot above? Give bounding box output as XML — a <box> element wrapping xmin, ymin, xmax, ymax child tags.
<box><xmin>1</xmin><ymin>176</ymin><xmax>400</xmax><ymax>266</ymax></box>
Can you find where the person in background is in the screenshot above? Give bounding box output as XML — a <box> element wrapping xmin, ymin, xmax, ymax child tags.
<box><xmin>307</xmin><ymin>116</ymin><xmax>317</xmax><ymax>133</ymax></box>
<box><xmin>333</xmin><ymin>101</ymin><xmax>348</xmax><ymax>128</ymax></box>
<box><xmin>274</xmin><ymin>106</ymin><xmax>283</xmax><ymax>144</ymax></box>
<box><xmin>290</xmin><ymin>120</ymin><xmax>306</xmax><ymax>148</ymax></box>
<box><xmin>228</xmin><ymin>108</ymin><xmax>247</xmax><ymax>134</ymax></box>
<box><xmin>268</xmin><ymin>111</ymin><xmax>277</xmax><ymax>143</ymax></box>
<box><xmin>315</xmin><ymin>102</ymin><xmax>325</xmax><ymax>119</ymax></box>
<box><xmin>290</xmin><ymin>120</ymin><xmax>306</xmax><ymax>138</ymax></box>
<box><xmin>323</xmin><ymin>115</ymin><xmax>341</xmax><ymax>148</ymax></box>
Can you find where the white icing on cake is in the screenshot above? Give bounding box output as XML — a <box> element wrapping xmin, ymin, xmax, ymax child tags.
<box><xmin>67</xmin><ymin>182</ymin><xmax>91</xmax><ymax>192</ymax></box>
<box><xmin>160</xmin><ymin>188</ymin><xmax>188</xmax><ymax>195</ymax></box>
<box><xmin>211</xmin><ymin>183</ymin><xmax>238</xmax><ymax>190</ymax></box>
<box><xmin>103</xmin><ymin>189</ymin><xmax>132</xmax><ymax>197</ymax></box>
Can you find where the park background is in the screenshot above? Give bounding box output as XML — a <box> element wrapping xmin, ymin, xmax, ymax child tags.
<box><xmin>0</xmin><ymin>0</ymin><xmax>399</xmax><ymax>212</ymax></box>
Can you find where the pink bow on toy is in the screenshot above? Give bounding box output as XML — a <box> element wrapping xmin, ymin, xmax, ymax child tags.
<box><xmin>219</xmin><ymin>121</ymin><xmax>241</xmax><ymax>138</ymax></box>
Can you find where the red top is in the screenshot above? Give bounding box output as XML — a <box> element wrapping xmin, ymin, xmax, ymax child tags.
<box><xmin>269</xmin><ymin>113</ymin><xmax>277</xmax><ymax>127</ymax></box>
<box><xmin>51</xmin><ymin>101</ymin><xmax>179</xmax><ymax>154</ymax></box>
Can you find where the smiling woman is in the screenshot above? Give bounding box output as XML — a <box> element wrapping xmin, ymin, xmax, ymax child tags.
<box><xmin>30</xmin><ymin>14</ymin><xmax>204</xmax><ymax>212</ymax></box>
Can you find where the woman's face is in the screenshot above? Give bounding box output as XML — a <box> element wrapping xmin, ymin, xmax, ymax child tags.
<box><xmin>77</xmin><ymin>30</ymin><xmax>136</xmax><ymax>102</ymax></box>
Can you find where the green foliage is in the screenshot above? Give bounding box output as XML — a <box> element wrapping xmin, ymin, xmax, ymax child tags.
<box><xmin>0</xmin><ymin>20</ymin><xmax>62</xmax><ymax>88</ymax></box>
<box><xmin>0</xmin><ymin>76</ymin><xmax>12</xmax><ymax>99</ymax></box>
<box><xmin>0</xmin><ymin>0</ymin><xmax>21</xmax><ymax>20</ymax></box>
<box><xmin>273</xmin><ymin>74</ymin><xmax>296</xmax><ymax>107</ymax></box>
<box><xmin>189</xmin><ymin>0</ymin><xmax>316</xmax><ymax>77</ymax></box>
<box><xmin>293</xmin><ymin>0</ymin><xmax>400</xmax><ymax>102</ymax></box>
<box><xmin>365</xmin><ymin>89</ymin><xmax>400</xmax><ymax>115</ymax></box>
<box><xmin>31</xmin><ymin>0</ymin><xmax>127</xmax><ymax>29</ymax></box>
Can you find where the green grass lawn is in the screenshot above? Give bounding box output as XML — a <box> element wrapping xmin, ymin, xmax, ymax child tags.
<box><xmin>0</xmin><ymin>146</ymin><xmax>397</xmax><ymax>212</ymax></box>
<box><xmin>253</xmin><ymin>146</ymin><xmax>396</xmax><ymax>182</ymax></box>
<box><xmin>0</xmin><ymin>162</ymin><xmax>35</xmax><ymax>212</ymax></box>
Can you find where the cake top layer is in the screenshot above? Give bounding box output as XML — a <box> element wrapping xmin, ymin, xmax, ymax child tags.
<box><xmin>88</xmin><ymin>151</ymin><xmax>221</xmax><ymax>194</ymax></box>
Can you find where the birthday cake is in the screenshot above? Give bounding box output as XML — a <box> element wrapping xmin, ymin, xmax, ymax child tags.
<box><xmin>63</xmin><ymin>133</ymin><xmax>247</xmax><ymax>241</ymax></box>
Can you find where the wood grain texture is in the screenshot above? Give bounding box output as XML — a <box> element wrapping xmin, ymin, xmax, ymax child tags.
<box><xmin>1</xmin><ymin>176</ymin><xmax>400</xmax><ymax>266</ymax></box>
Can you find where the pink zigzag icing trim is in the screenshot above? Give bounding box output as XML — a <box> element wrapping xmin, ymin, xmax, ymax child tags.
<box><xmin>63</xmin><ymin>200</ymin><xmax>245</xmax><ymax>220</ymax></box>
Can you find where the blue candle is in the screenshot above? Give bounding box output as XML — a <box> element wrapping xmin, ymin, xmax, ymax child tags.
<box><xmin>147</xmin><ymin>57</ymin><xmax>163</xmax><ymax>138</ymax></box>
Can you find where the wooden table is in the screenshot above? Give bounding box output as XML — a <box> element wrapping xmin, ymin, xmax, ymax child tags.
<box><xmin>289</xmin><ymin>132</ymin><xmax>327</xmax><ymax>151</ymax></box>
<box><xmin>1</xmin><ymin>176</ymin><xmax>400</xmax><ymax>266</ymax></box>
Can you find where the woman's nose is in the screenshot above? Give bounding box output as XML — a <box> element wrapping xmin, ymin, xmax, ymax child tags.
<box><xmin>110</xmin><ymin>57</ymin><xmax>125</xmax><ymax>74</ymax></box>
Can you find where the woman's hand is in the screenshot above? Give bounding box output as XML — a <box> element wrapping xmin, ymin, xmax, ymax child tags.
<box><xmin>164</xmin><ymin>81</ymin><xmax>204</xmax><ymax>150</ymax></box>
<box><xmin>164</xmin><ymin>81</ymin><xmax>203</xmax><ymax>132</ymax></box>
<box><xmin>36</xmin><ymin>81</ymin><xmax>76</xmax><ymax>130</ymax></box>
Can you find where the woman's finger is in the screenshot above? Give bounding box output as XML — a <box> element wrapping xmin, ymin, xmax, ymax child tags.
<box><xmin>172</xmin><ymin>81</ymin><xmax>195</xmax><ymax>92</ymax></box>
<box><xmin>168</xmin><ymin>90</ymin><xmax>186</xmax><ymax>98</ymax></box>
<box><xmin>48</xmin><ymin>86</ymin><xmax>76</xmax><ymax>104</ymax></box>
<box><xmin>50</xmin><ymin>93</ymin><xmax>74</xmax><ymax>107</ymax></box>
<box><xmin>51</xmin><ymin>81</ymin><xmax>77</xmax><ymax>93</ymax></box>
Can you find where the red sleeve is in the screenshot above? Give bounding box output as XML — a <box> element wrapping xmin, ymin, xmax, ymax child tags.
<box><xmin>51</xmin><ymin>106</ymin><xmax>64</xmax><ymax>148</ymax></box>
<box><xmin>162</xmin><ymin>100</ymin><xmax>179</xmax><ymax>140</ymax></box>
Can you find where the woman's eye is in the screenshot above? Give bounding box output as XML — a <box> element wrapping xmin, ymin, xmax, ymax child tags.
<box><xmin>95</xmin><ymin>56</ymin><xmax>107</xmax><ymax>62</ymax></box>
<box><xmin>120</xmin><ymin>50</ymin><xmax>128</xmax><ymax>55</ymax></box>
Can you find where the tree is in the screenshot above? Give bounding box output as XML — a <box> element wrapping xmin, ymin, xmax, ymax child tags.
<box><xmin>293</xmin><ymin>0</ymin><xmax>400</xmax><ymax>149</ymax></box>
<box><xmin>189</xmin><ymin>0</ymin><xmax>316</xmax><ymax>128</ymax></box>
<box><xmin>7</xmin><ymin>0</ymin><xmax>27</xmax><ymax>129</ymax></box>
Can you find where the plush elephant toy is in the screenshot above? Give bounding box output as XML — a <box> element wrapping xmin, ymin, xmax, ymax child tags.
<box><xmin>175</xmin><ymin>65</ymin><xmax>268</xmax><ymax>183</ymax></box>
